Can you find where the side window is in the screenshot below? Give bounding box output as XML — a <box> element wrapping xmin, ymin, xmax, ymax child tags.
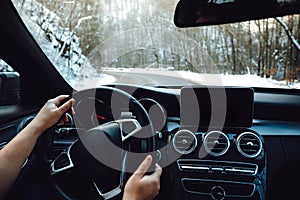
<box><xmin>0</xmin><ymin>59</ymin><xmax>20</xmax><ymax>106</ymax></box>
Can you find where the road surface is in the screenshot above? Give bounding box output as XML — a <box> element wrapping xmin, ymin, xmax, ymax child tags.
<box><xmin>103</xmin><ymin>70</ymin><xmax>201</xmax><ymax>86</ymax></box>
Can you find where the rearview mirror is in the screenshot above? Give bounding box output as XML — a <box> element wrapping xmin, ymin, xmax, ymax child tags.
<box><xmin>0</xmin><ymin>72</ymin><xmax>20</xmax><ymax>106</ymax></box>
<box><xmin>174</xmin><ymin>0</ymin><xmax>300</xmax><ymax>27</ymax></box>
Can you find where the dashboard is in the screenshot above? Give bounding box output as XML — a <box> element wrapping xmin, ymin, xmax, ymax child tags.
<box><xmin>1</xmin><ymin>85</ymin><xmax>300</xmax><ymax>200</ymax></box>
<box><xmin>46</xmin><ymin>85</ymin><xmax>296</xmax><ymax>199</ymax></box>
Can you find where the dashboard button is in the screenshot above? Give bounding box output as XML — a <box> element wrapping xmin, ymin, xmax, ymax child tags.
<box><xmin>211</xmin><ymin>186</ymin><xmax>225</xmax><ymax>200</ymax></box>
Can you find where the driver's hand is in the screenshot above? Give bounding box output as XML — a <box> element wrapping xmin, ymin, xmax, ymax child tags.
<box><xmin>28</xmin><ymin>95</ymin><xmax>75</xmax><ymax>135</ymax></box>
<box><xmin>123</xmin><ymin>155</ymin><xmax>162</xmax><ymax>200</ymax></box>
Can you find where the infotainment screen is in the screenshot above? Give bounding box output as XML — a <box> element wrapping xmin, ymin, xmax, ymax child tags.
<box><xmin>180</xmin><ymin>86</ymin><xmax>254</xmax><ymax>128</ymax></box>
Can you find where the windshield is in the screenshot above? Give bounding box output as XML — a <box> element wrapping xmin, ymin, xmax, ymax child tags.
<box><xmin>12</xmin><ymin>0</ymin><xmax>300</xmax><ymax>90</ymax></box>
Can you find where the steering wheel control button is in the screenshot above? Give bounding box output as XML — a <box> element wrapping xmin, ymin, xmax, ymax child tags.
<box><xmin>211</xmin><ymin>186</ymin><xmax>225</xmax><ymax>200</ymax></box>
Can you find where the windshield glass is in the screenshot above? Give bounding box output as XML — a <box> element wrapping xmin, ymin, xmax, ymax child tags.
<box><xmin>12</xmin><ymin>0</ymin><xmax>300</xmax><ymax>90</ymax></box>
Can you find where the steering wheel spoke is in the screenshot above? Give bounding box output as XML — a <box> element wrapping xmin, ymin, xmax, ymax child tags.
<box><xmin>117</xmin><ymin>119</ymin><xmax>142</xmax><ymax>142</ymax></box>
<box><xmin>50</xmin><ymin>143</ymin><xmax>75</xmax><ymax>175</ymax></box>
<box><xmin>93</xmin><ymin>181</ymin><xmax>122</xmax><ymax>200</ymax></box>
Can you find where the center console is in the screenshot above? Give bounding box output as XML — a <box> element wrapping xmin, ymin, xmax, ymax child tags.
<box><xmin>168</xmin><ymin>86</ymin><xmax>266</xmax><ymax>200</ymax></box>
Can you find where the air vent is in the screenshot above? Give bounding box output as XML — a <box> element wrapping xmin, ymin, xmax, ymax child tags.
<box><xmin>236</xmin><ymin>132</ymin><xmax>262</xmax><ymax>158</ymax></box>
<box><xmin>203</xmin><ymin>131</ymin><xmax>230</xmax><ymax>157</ymax></box>
<box><xmin>18</xmin><ymin>116</ymin><xmax>35</xmax><ymax>131</ymax></box>
<box><xmin>173</xmin><ymin>130</ymin><xmax>197</xmax><ymax>154</ymax></box>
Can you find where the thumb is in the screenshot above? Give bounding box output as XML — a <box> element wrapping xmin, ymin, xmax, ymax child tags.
<box><xmin>152</xmin><ymin>164</ymin><xmax>162</xmax><ymax>179</ymax></box>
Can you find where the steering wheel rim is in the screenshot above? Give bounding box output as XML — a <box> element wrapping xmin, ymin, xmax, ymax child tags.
<box><xmin>48</xmin><ymin>86</ymin><xmax>157</xmax><ymax>200</ymax></box>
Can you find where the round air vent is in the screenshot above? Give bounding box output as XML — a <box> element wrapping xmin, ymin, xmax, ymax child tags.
<box><xmin>203</xmin><ymin>131</ymin><xmax>230</xmax><ymax>157</ymax></box>
<box><xmin>236</xmin><ymin>132</ymin><xmax>262</xmax><ymax>158</ymax></box>
<box><xmin>173</xmin><ymin>130</ymin><xmax>197</xmax><ymax>154</ymax></box>
<box><xmin>18</xmin><ymin>116</ymin><xmax>35</xmax><ymax>132</ymax></box>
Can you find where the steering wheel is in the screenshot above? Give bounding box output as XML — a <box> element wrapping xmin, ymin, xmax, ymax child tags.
<box><xmin>48</xmin><ymin>87</ymin><xmax>158</xmax><ymax>199</ymax></box>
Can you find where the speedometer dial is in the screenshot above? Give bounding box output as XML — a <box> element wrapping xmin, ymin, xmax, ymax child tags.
<box><xmin>139</xmin><ymin>98</ymin><xmax>167</xmax><ymax>132</ymax></box>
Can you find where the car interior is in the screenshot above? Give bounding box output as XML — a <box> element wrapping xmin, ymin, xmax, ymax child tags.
<box><xmin>0</xmin><ymin>0</ymin><xmax>300</xmax><ymax>199</ymax></box>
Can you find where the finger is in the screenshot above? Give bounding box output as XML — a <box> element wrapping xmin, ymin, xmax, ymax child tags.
<box><xmin>133</xmin><ymin>155</ymin><xmax>153</xmax><ymax>178</ymax></box>
<box><xmin>70</xmin><ymin>106</ymin><xmax>76</xmax><ymax>115</ymax></box>
<box><xmin>54</xmin><ymin>95</ymin><xmax>70</xmax><ymax>106</ymax></box>
<box><xmin>58</xmin><ymin>98</ymin><xmax>75</xmax><ymax>114</ymax></box>
<box><xmin>63</xmin><ymin>113</ymin><xmax>69</xmax><ymax>122</ymax></box>
<box><xmin>59</xmin><ymin>118</ymin><xmax>65</xmax><ymax>124</ymax></box>
<box><xmin>151</xmin><ymin>164</ymin><xmax>162</xmax><ymax>179</ymax></box>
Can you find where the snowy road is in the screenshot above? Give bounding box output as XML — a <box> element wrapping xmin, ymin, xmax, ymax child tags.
<box><xmin>102</xmin><ymin>69</ymin><xmax>300</xmax><ymax>89</ymax></box>
<box><xmin>103</xmin><ymin>71</ymin><xmax>199</xmax><ymax>86</ymax></box>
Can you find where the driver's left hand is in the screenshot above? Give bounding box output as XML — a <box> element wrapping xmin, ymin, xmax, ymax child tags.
<box><xmin>28</xmin><ymin>95</ymin><xmax>75</xmax><ymax>135</ymax></box>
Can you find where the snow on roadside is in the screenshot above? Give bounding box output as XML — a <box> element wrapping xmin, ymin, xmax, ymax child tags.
<box><xmin>111</xmin><ymin>68</ymin><xmax>300</xmax><ymax>89</ymax></box>
<box><xmin>12</xmin><ymin>0</ymin><xmax>115</xmax><ymax>90</ymax></box>
<box><xmin>177</xmin><ymin>71</ymin><xmax>300</xmax><ymax>89</ymax></box>
<box><xmin>71</xmin><ymin>73</ymin><xmax>117</xmax><ymax>90</ymax></box>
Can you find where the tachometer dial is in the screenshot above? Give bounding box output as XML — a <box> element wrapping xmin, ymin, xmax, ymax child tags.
<box><xmin>74</xmin><ymin>97</ymin><xmax>113</xmax><ymax>129</ymax></box>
